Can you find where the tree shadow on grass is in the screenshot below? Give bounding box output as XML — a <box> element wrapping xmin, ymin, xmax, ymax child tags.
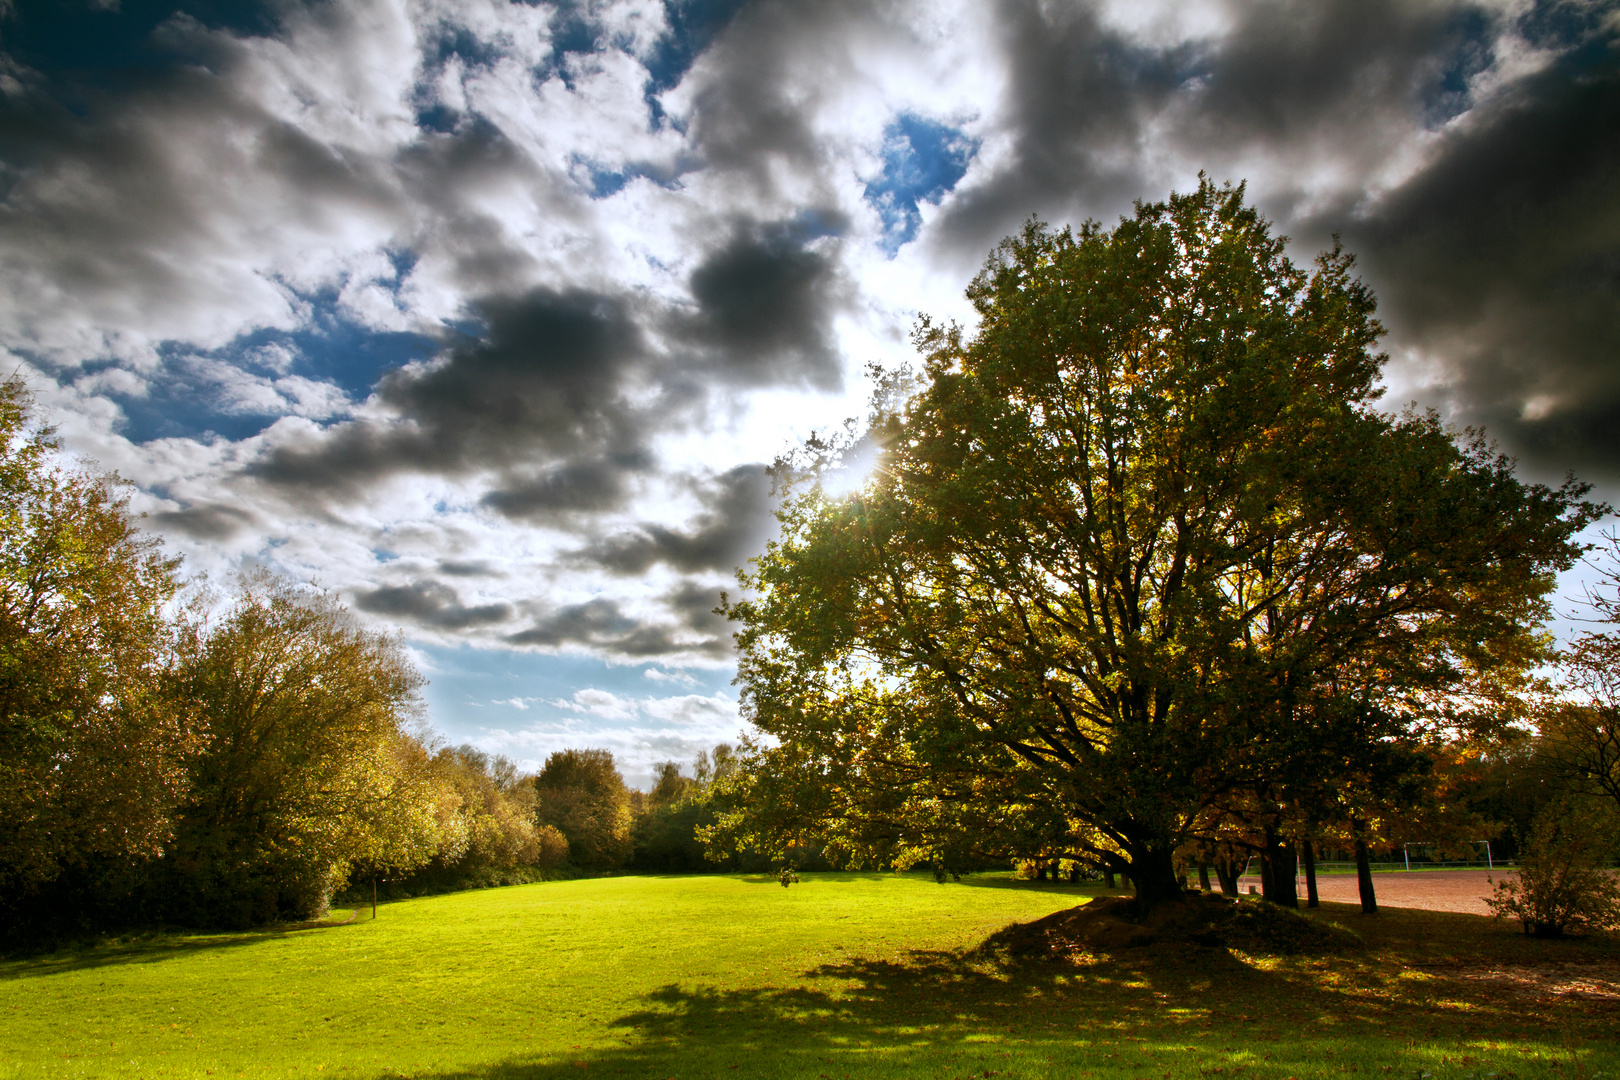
<box><xmin>0</xmin><ymin>909</ymin><xmax>365</xmax><ymax>979</ymax></box>
<box><xmin>384</xmin><ymin>937</ymin><xmax>1606</xmax><ymax>1080</ymax></box>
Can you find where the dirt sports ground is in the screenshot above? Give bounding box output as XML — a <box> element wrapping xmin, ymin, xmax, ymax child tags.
<box><xmin>1234</xmin><ymin>867</ymin><xmax>1508</xmax><ymax>915</ymax></box>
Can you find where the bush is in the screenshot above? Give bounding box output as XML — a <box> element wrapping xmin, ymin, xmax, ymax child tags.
<box><xmin>1486</xmin><ymin>798</ymin><xmax>1620</xmax><ymax>938</ymax></box>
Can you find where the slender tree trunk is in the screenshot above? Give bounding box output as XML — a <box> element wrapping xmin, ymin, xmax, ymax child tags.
<box><xmin>1104</xmin><ymin>868</ymin><xmax>1116</xmax><ymax>890</ymax></box>
<box><xmin>1197</xmin><ymin>861</ymin><xmax>1211</xmax><ymax>892</ymax></box>
<box><xmin>1214</xmin><ymin>856</ymin><xmax>1239</xmax><ymax>896</ymax></box>
<box><xmin>1301</xmin><ymin>838</ymin><xmax>1319</xmax><ymax>909</ymax></box>
<box><xmin>1353</xmin><ymin>827</ymin><xmax>1377</xmax><ymax>914</ymax></box>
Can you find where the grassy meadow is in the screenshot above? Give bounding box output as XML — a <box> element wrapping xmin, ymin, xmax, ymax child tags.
<box><xmin>2</xmin><ymin>872</ymin><xmax>1615</xmax><ymax>1080</ymax></box>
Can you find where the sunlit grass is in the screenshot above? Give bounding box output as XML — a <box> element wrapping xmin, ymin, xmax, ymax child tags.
<box><xmin>2</xmin><ymin>873</ymin><xmax>1614</xmax><ymax>1079</ymax></box>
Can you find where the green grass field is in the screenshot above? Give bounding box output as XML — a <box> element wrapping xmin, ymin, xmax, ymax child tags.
<box><xmin>2</xmin><ymin>873</ymin><xmax>1615</xmax><ymax>1080</ymax></box>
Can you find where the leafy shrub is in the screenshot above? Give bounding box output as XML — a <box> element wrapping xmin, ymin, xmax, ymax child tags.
<box><xmin>1486</xmin><ymin>798</ymin><xmax>1620</xmax><ymax>938</ymax></box>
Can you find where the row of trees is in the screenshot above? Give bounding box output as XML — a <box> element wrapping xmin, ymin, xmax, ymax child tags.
<box><xmin>701</xmin><ymin>179</ymin><xmax>1614</xmax><ymax>913</ymax></box>
<box><xmin>0</xmin><ymin>376</ymin><xmax>752</xmax><ymax>941</ymax></box>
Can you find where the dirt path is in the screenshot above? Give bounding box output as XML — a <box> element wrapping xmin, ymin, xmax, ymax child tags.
<box><xmin>1233</xmin><ymin>868</ymin><xmax>1511</xmax><ymax>915</ymax></box>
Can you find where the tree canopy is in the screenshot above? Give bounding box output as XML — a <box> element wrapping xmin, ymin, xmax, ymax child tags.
<box><xmin>716</xmin><ymin>179</ymin><xmax>1602</xmax><ymax>906</ymax></box>
<box><xmin>0</xmin><ymin>377</ymin><xmax>188</xmax><ymax>899</ymax></box>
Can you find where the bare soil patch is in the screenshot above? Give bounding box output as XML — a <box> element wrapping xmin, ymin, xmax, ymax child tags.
<box><xmin>1235</xmin><ymin>868</ymin><xmax>1511</xmax><ymax>915</ymax></box>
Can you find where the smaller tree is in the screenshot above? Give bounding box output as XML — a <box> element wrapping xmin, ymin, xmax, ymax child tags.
<box><xmin>163</xmin><ymin>571</ymin><xmax>433</xmax><ymax>925</ymax></box>
<box><xmin>533</xmin><ymin>748</ymin><xmax>633</xmax><ymax>871</ymax></box>
<box><xmin>1486</xmin><ymin>798</ymin><xmax>1620</xmax><ymax>938</ymax></box>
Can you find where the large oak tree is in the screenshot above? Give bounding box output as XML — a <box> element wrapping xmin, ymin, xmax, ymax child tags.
<box><xmin>718</xmin><ymin>180</ymin><xmax>1600</xmax><ymax>906</ymax></box>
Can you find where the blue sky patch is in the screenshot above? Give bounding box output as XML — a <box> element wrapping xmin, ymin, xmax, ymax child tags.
<box><xmin>863</xmin><ymin>115</ymin><xmax>978</xmax><ymax>255</ymax></box>
<box><xmin>1421</xmin><ymin>8</ymin><xmax>1494</xmax><ymax>128</ymax></box>
<box><xmin>88</xmin><ymin>298</ymin><xmax>438</xmax><ymax>445</ymax></box>
<box><xmin>643</xmin><ymin>0</ymin><xmax>754</xmax><ymax>95</ymax></box>
<box><xmin>415</xmin><ymin>643</ymin><xmax>741</xmax><ymax>784</ymax></box>
<box><xmin>0</xmin><ymin>0</ymin><xmax>280</xmax><ymax>80</ymax></box>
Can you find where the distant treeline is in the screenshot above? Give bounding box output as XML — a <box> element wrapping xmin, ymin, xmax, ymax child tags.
<box><xmin>0</xmin><ymin>378</ymin><xmax>763</xmax><ymax>946</ymax></box>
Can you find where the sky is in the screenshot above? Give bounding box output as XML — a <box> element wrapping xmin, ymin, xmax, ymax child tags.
<box><xmin>2</xmin><ymin>0</ymin><xmax>1617</xmax><ymax>786</ymax></box>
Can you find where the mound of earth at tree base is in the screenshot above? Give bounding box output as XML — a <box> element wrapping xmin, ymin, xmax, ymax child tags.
<box><xmin>981</xmin><ymin>894</ymin><xmax>1362</xmax><ymax>958</ymax></box>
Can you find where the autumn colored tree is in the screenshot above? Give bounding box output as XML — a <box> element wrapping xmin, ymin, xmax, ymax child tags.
<box><xmin>721</xmin><ymin>179</ymin><xmax>1599</xmax><ymax>908</ymax></box>
<box><xmin>0</xmin><ymin>377</ymin><xmax>190</xmax><ymax>911</ymax></box>
<box><xmin>159</xmin><ymin>571</ymin><xmax>436</xmax><ymax>925</ymax></box>
<box><xmin>532</xmin><ymin>748</ymin><xmax>633</xmax><ymax>871</ymax></box>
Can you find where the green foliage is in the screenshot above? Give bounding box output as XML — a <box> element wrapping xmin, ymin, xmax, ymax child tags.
<box><xmin>533</xmin><ymin>748</ymin><xmax>634</xmax><ymax>871</ymax></box>
<box><xmin>0</xmin><ymin>382</ymin><xmax>586</xmax><ymax>939</ymax></box>
<box><xmin>720</xmin><ymin>178</ymin><xmax>1600</xmax><ymax>907</ymax></box>
<box><xmin>158</xmin><ymin>571</ymin><xmax>434</xmax><ymax>925</ymax></box>
<box><xmin>1486</xmin><ymin>797</ymin><xmax>1620</xmax><ymax>938</ymax></box>
<box><xmin>0</xmin><ymin>377</ymin><xmax>188</xmax><ymax>906</ymax></box>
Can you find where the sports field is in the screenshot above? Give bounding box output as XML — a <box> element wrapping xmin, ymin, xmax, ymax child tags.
<box><xmin>2</xmin><ymin>872</ymin><xmax>1615</xmax><ymax>1080</ymax></box>
<box><xmin>1234</xmin><ymin>869</ymin><xmax>1514</xmax><ymax>915</ymax></box>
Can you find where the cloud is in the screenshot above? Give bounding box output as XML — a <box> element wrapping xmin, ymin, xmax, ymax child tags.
<box><xmin>354</xmin><ymin>579</ymin><xmax>515</xmax><ymax>629</ymax></box>
<box><xmin>505</xmin><ymin>589</ymin><xmax>730</xmax><ymax>659</ymax></box>
<box><xmin>674</xmin><ymin>219</ymin><xmax>848</xmax><ymax>389</ymax></box>
<box><xmin>149</xmin><ymin>501</ymin><xmax>258</xmax><ymax>541</ymax></box>
<box><xmin>1329</xmin><ymin>46</ymin><xmax>1620</xmax><ymax>482</ymax></box>
<box><xmin>581</xmin><ymin>463</ymin><xmax>772</xmax><ymax>574</ymax></box>
<box><xmin>4</xmin><ymin>0</ymin><xmax>1616</xmax><ymax>725</ymax></box>
<box><xmin>252</xmin><ymin>286</ymin><xmax>653</xmax><ymax>494</ymax></box>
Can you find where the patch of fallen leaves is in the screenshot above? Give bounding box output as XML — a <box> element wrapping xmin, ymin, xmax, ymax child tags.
<box><xmin>1423</xmin><ymin>961</ymin><xmax>1620</xmax><ymax>1001</ymax></box>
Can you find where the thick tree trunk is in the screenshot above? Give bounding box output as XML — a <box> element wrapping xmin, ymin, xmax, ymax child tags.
<box><xmin>1214</xmin><ymin>857</ymin><xmax>1239</xmax><ymax>896</ymax></box>
<box><xmin>1353</xmin><ymin>831</ymin><xmax>1377</xmax><ymax>914</ymax></box>
<box><xmin>1301</xmin><ymin>838</ymin><xmax>1319</xmax><ymax>908</ymax></box>
<box><xmin>1261</xmin><ymin>825</ymin><xmax>1298</xmax><ymax>908</ymax></box>
<box><xmin>1197</xmin><ymin>861</ymin><xmax>1211</xmax><ymax>892</ymax></box>
<box><xmin>1103</xmin><ymin>868</ymin><xmax>1117</xmax><ymax>890</ymax></box>
<box><xmin>1127</xmin><ymin>846</ymin><xmax>1183</xmax><ymax>909</ymax></box>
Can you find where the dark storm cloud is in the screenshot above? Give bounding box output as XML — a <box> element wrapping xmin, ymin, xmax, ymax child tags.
<box><xmin>482</xmin><ymin>451</ymin><xmax>656</xmax><ymax>520</ymax></box>
<box><xmin>665</xmin><ymin>578</ymin><xmax>731</xmax><ymax>640</ymax></box>
<box><xmin>927</xmin><ymin>0</ymin><xmax>1190</xmax><ymax>257</ymax></box>
<box><xmin>354</xmin><ymin>579</ymin><xmax>515</xmax><ymax>630</ymax></box>
<box><xmin>581</xmin><ymin>463</ymin><xmax>772</xmax><ymax>574</ymax></box>
<box><xmin>438</xmin><ymin>559</ymin><xmax>500</xmax><ymax>577</ymax></box>
<box><xmin>253</xmin><ymin>286</ymin><xmax>656</xmax><ymax>499</ymax></box>
<box><xmin>931</xmin><ymin>0</ymin><xmax>1515</xmax><ymax>256</ymax></box>
<box><xmin>1335</xmin><ymin>51</ymin><xmax>1620</xmax><ymax>481</ymax></box>
<box><xmin>507</xmin><ymin>592</ymin><xmax>729</xmax><ymax>657</ymax></box>
<box><xmin>673</xmin><ymin>222</ymin><xmax>846</xmax><ymax>388</ymax></box>
<box><xmin>149</xmin><ymin>502</ymin><xmax>257</xmax><ymax>541</ymax></box>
